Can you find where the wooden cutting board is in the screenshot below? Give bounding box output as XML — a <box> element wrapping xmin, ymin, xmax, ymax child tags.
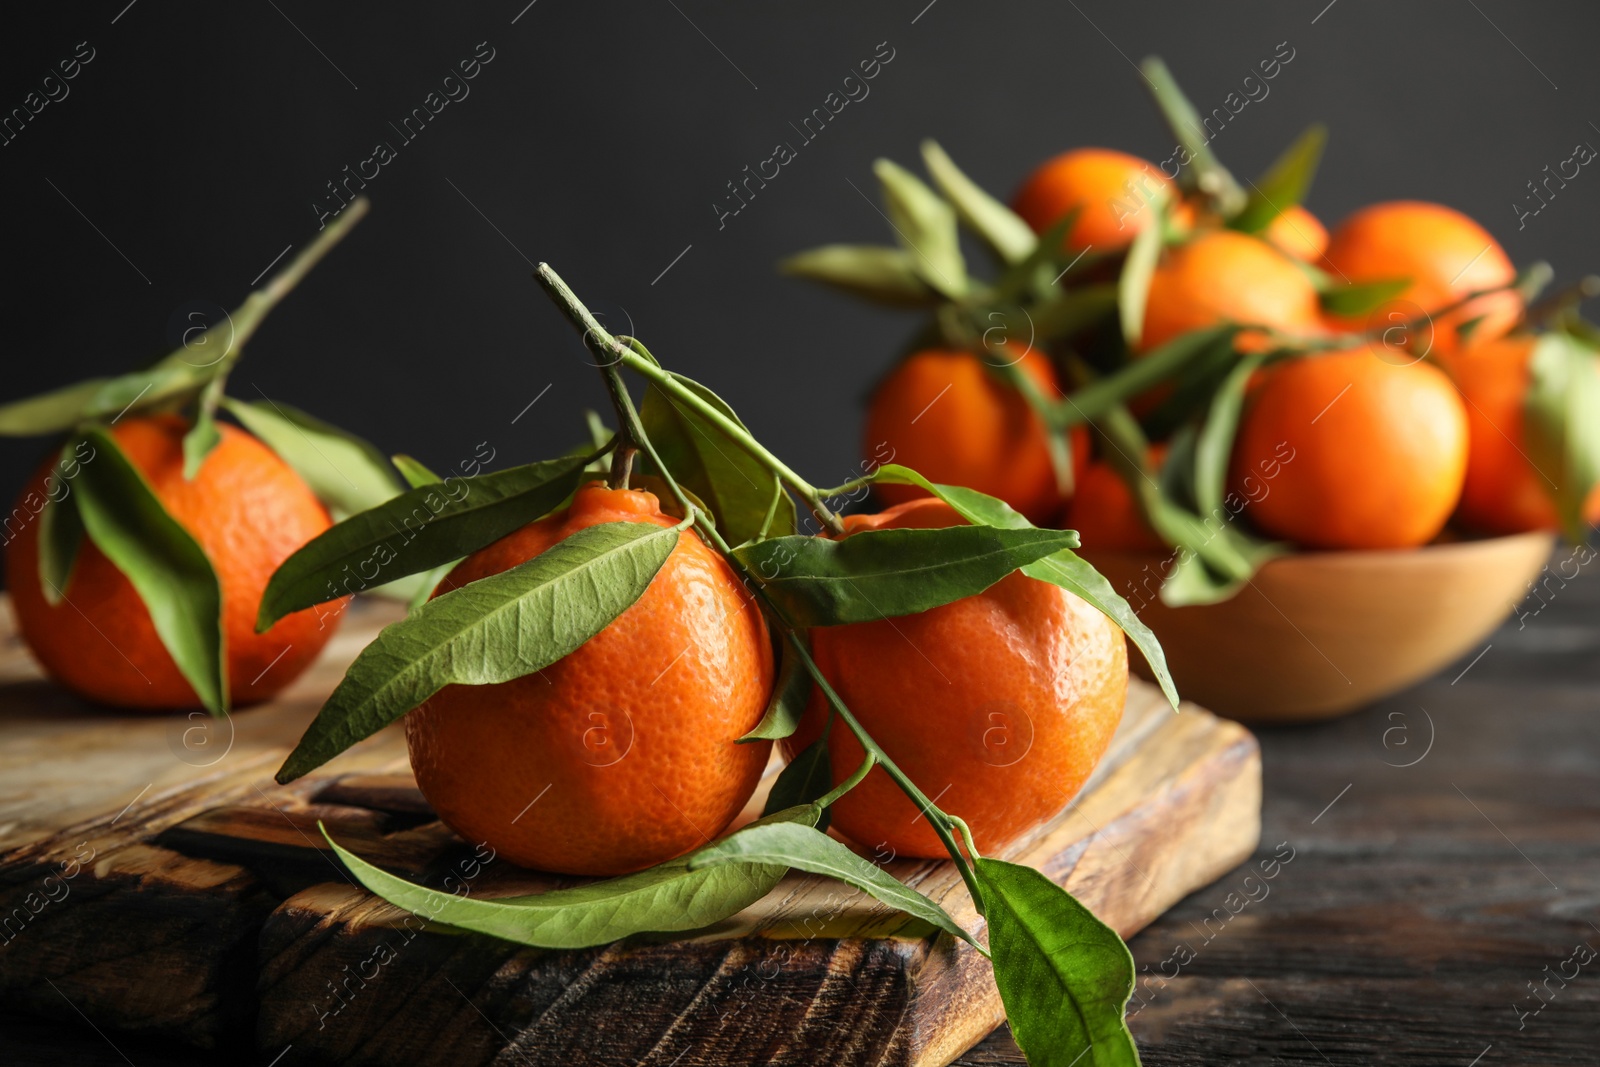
<box><xmin>0</xmin><ymin>597</ymin><xmax>1260</xmax><ymax>1066</ymax></box>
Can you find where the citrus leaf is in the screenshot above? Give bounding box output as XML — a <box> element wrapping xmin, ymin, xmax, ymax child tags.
<box><xmin>86</xmin><ymin>364</ymin><xmax>218</xmax><ymax>424</ymax></box>
<box><xmin>1193</xmin><ymin>352</ymin><xmax>1266</xmax><ymax>518</ymax></box>
<box><xmin>975</xmin><ymin>857</ymin><xmax>1140</xmax><ymax>1067</ymax></box>
<box><xmin>1062</xmin><ymin>326</ymin><xmax>1239</xmax><ymax>429</ymax></box>
<box><xmin>1030</xmin><ymin>286</ymin><xmax>1120</xmax><ymax>343</ymax></box>
<box><xmin>1525</xmin><ymin>331</ymin><xmax>1600</xmax><ymax>542</ymax></box>
<box><xmin>72</xmin><ymin>426</ymin><xmax>227</xmax><ymax>715</ymax></box>
<box><xmin>762</xmin><ymin>738</ymin><xmax>833</xmax><ymax>824</ymax></box>
<box><xmin>181</xmin><ymin>376</ymin><xmax>227</xmax><ymax>480</ymax></box>
<box><xmin>36</xmin><ymin>489</ymin><xmax>83</xmax><ymax>607</ymax></box>
<box><xmin>920</xmin><ymin>139</ymin><xmax>1035</xmax><ymax>265</ymax></box>
<box><xmin>874</xmin><ymin>158</ymin><xmax>969</xmax><ymax>299</ymax></box>
<box><xmin>740</xmin><ymin>635</ymin><xmax>813</xmax><ymax>742</ymax></box>
<box><xmin>0</xmin><ymin>379</ymin><xmax>109</xmax><ymax>436</ymax></box>
<box><xmin>323</xmin><ymin>804</ymin><xmax>821</xmax><ymax>951</ymax></box>
<box><xmin>258</xmin><ymin>451</ymin><xmax>595</xmax><ymax>631</ymax></box>
<box><xmin>778</xmin><ymin>244</ymin><xmax>938</xmax><ymax>307</ymax></box>
<box><xmin>1118</xmin><ymin>207</ymin><xmax>1165</xmax><ymax>349</ymax></box>
<box><xmin>1234</xmin><ymin>123</ymin><xmax>1328</xmax><ymax>233</ymax></box>
<box><xmin>391</xmin><ymin>454</ymin><xmax>443</xmax><ymax>488</ymax></box>
<box><xmin>640</xmin><ymin>372</ymin><xmax>794</xmax><ymax>544</ymax></box>
<box><xmin>1140</xmin><ymin>55</ymin><xmax>1245</xmax><ymax>215</ymax></box>
<box><xmin>277</xmin><ymin>520</ymin><xmax>677</xmax><ymax>782</ymax></box>
<box><xmin>689</xmin><ymin>821</ymin><xmax>982</xmax><ymax>950</ymax></box>
<box><xmin>221</xmin><ymin>397</ymin><xmax>401</xmax><ymax>519</ymax></box>
<box><xmin>735</xmin><ymin>525</ymin><xmax>1079</xmax><ymax>628</ymax></box>
<box><xmin>1319</xmin><ymin>277</ymin><xmax>1410</xmax><ymax>317</ymax></box>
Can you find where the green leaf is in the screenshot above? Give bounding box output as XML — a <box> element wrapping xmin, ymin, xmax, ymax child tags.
<box><xmin>181</xmin><ymin>376</ymin><xmax>227</xmax><ymax>480</ymax></box>
<box><xmin>778</xmin><ymin>244</ymin><xmax>939</xmax><ymax>307</ymax></box>
<box><xmin>740</xmin><ymin>636</ymin><xmax>813</xmax><ymax>743</ymax></box>
<box><xmin>36</xmin><ymin>490</ymin><xmax>83</xmax><ymax>607</ymax></box>
<box><xmin>1118</xmin><ymin>206</ymin><xmax>1165</xmax><ymax>349</ymax></box>
<box><xmin>865</xmin><ymin>463</ymin><xmax>1180</xmax><ymax>709</ymax></box>
<box><xmin>391</xmin><ymin>454</ymin><xmax>442</xmax><ymax>488</ymax></box>
<box><xmin>1139</xmin><ymin>55</ymin><xmax>1246</xmax><ymax>215</ymax></box>
<box><xmin>1234</xmin><ymin>123</ymin><xmax>1328</xmax><ymax>233</ymax></box>
<box><xmin>277</xmin><ymin>520</ymin><xmax>677</xmax><ymax>782</ymax></box>
<box><xmin>762</xmin><ymin>738</ymin><xmax>833</xmax><ymax>823</ymax></box>
<box><xmin>1319</xmin><ymin>278</ymin><xmax>1410</xmax><ymax>318</ymax></box>
<box><xmin>72</xmin><ymin>427</ymin><xmax>227</xmax><ymax>715</ymax></box>
<box><xmin>689</xmin><ymin>821</ymin><xmax>982</xmax><ymax>949</ymax></box>
<box><xmin>640</xmin><ymin>372</ymin><xmax>795</xmax><ymax>545</ymax></box>
<box><xmin>874</xmin><ymin>158</ymin><xmax>969</xmax><ymax>299</ymax></box>
<box><xmin>1060</xmin><ymin>326</ymin><xmax>1240</xmax><ymax>430</ymax></box>
<box><xmin>736</xmin><ymin>525</ymin><xmax>1079</xmax><ymax>628</ymax></box>
<box><xmin>323</xmin><ymin>804</ymin><xmax>821</xmax><ymax>950</ymax></box>
<box><xmin>1193</xmin><ymin>352</ymin><xmax>1265</xmax><ymax>518</ymax></box>
<box><xmin>1525</xmin><ymin>332</ymin><xmax>1600</xmax><ymax>542</ymax></box>
<box><xmin>1030</xmin><ymin>286</ymin><xmax>1120</xmax><ymax>344</ymax></box>
<box><xmin>0</xmin><ymin>379</ymin><xmax>108</xmax><ymax>436</ymax></box>
<box><xmin>257</xmin><ymin>451</ymin><xmax>595</xmax><ymax>631</ymax></box>
<box><xmin>920</xmin><ymin>139</ymin><xmax>1036</xmax><ymax>265</ymax></box>
<box><xmin>221</xmin><ymin>397</ymin><xmax>401</xmax><ymax>519</ymax></box>
<box><xmin>976</xmin><ymin>857</ymin><xmax>1140</xmax><ymax>1067</ymax></box>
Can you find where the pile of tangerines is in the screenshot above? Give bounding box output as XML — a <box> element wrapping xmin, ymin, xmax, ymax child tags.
<box><xmin>791</xmin><ymin>62</ymin><xmax>1600</xmax><ymax>606</ymax></box>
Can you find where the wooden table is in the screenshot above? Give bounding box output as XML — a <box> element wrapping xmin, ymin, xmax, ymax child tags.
<box><xmin>4</xmin><ymin>556</ymin><xmax>1597</xmax><ymax>1065</ymax></box>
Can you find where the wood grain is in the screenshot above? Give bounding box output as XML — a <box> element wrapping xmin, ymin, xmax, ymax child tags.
<box><xmin>0</xmin><ymin>596</ymin><xmax>1260</xmax><ymax>1065</ymax></box>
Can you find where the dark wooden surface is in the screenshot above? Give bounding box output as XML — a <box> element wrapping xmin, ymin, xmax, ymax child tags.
<box><xmin>5</xmin><ymin>552</ymin><xmax>1597</xmax><ymax>1065</ymax></box>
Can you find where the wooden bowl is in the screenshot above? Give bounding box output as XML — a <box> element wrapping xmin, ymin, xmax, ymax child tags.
<box><xmin>1083</xmin><ymin>531</ymin><xmax>1555</xmax><ymax>723</ymax></box>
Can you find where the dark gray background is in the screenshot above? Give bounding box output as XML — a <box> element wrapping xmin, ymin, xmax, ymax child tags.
<box><xmin>3</xmin><ymin>0</ymin><xmax>1597</xmax><ymax>511</ymax></box>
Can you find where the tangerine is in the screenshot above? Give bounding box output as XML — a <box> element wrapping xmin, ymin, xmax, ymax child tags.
<box><xmin>1263</xmin><ymin>204</ymin><xmax>1329</xmax><ymax>262</ymax></box>
<box><xmin>1141</xmin><ymin>230</ymin><xmax>1323</xmax><ymax>353</ymax></box>
<box><xmin>1320</xmin><ymin>200</ymin><xmax>1521</xmax><ymax>356</ymax></box>
<box><xmin>865</xmin><ymin>348</ymin><xmax>1083</xmax><ymax>524</ymax></box>
<box><xmin>405</xmin><ymin>483</ymin><xmax>773</xmax><ymax>876</ymax></box>
<box><xmin>1229</xmin><ymin>346</ymin><xmax>1468</xmax><ymax>549</ymax></box>
<box><xmin>6</xmin><ymin>415</ymin><xmax>343</xmax><ymax>709</ymax></box>
<box><xmin>1448</xmin><ymin>333</ymin><xmax>1600</xmax><ymax>534</ymax></box>
<box><xmin>786</xmin><ymin>497</ymin><xmax>1128</xmax><ymax>858</ymax></box>
<box><xmin>1012</xmin><ymin>148</ymin><xmax>1175</xmax><ymax>252</ymax></box>
<box><xmin>1061</xmin><ymin>448</ymin><xmax>1166</xmax><ymax>553</ymax></box>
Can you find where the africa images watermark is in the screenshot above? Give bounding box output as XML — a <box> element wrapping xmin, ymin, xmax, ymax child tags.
<box><xmin>1110</xmin><ymin>40</ymin><xmax>1298</xmax><ymax>232</ymax></box>
<box><xmin>712</xmin><ymin>40</ymin><xmax>898</xmax><ymax>231</ymax></box>
<box><xmin>0</xmin><ymin>40</ymin><xmax>97</xmax><ymax>148</ymax></box>
<box><xmin>311</xmin><ymin>41</ymin><xmax>498</xmax><ymax>230</ymax></box>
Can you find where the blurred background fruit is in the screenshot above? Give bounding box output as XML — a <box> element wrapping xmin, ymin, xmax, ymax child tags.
<box><xmin>864</xmin><ymin>347</ymin><xmax>1082</xmax><ymax>524</ymax></box>
<box><xmin>1229</xmin><ymin>346</ymin><xmax>1469</xmax><ymax>550</ymax></box>
<box><xmin>1141</xmin><ymin>229</ymin><xmax>1323</xmax><ymax>352</ymax></box>
<box><xmin>1320</xmin><ymin>200</ymin><xmax>1522</xmax><ymax>356</ymax></box>
<box><xmin>1012</xmin><ymin>148</ymin><xmax>1177</xmax><ymax>252</ymax></box>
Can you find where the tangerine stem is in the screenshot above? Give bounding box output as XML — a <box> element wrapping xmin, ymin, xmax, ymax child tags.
<box><xmin>532</xmin><ymin>262</ymin><xmax>845</xmax><ymax>536</ymax></box>
<box><xmin>537</xmin><ymin>263</ymin><xmax>984</xmax><ymax>904</ymax></box>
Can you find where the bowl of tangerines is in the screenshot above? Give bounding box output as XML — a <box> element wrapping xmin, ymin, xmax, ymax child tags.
<box><xmin>784</xmin><ymin>57</ymin><xmax>1599</xmax><ymax>722</ymax></box>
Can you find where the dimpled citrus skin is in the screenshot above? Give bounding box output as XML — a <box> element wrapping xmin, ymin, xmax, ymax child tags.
<box><xmin>865</xmin><ymin>348</ymin><xmax>1082</xmax><ymax>525</ymax></box>
<box><xmin>1229</xmin><ymin>346</ymin><xmax>1469</xmax><ymax>550</ymax></box>
<box><xmin>1141</xmin><ymin>229</ymin><xmax>1324</xmax><ymax>354</ymax></box>
<box><xmin>405</xmin><ymin>483</ymin><xmax>773</xmax><ymax>876</ymax></box>
<box><xmin>1446</xmin><ymin>333</ymin><xmax>1600</xmax><ymax>534</ymax></box>
<box><xmin>1320</xmin><ymin>200</ymin><xmax>1521</xmax><ymax>355</ymax></box>
<box><xmin>6</xmin><ymin>415</ymin><xmax>344</xmax><ymax>710</ymax></box>
<box><xmin>1012</xmin><ymin>147</ymin><xmax>1175</xmax><ymax>252</ymax></box>
<box><xmin>785</xmin><ymin>498</ymin><xmax>1128</xmax><ymax>859</ymax></box>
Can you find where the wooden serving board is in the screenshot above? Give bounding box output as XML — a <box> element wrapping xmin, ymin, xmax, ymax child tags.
<box><xmin>0</xmin><ymin>597</ymin><xmax>1260</xmax><ymax>1066</ymax></box>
